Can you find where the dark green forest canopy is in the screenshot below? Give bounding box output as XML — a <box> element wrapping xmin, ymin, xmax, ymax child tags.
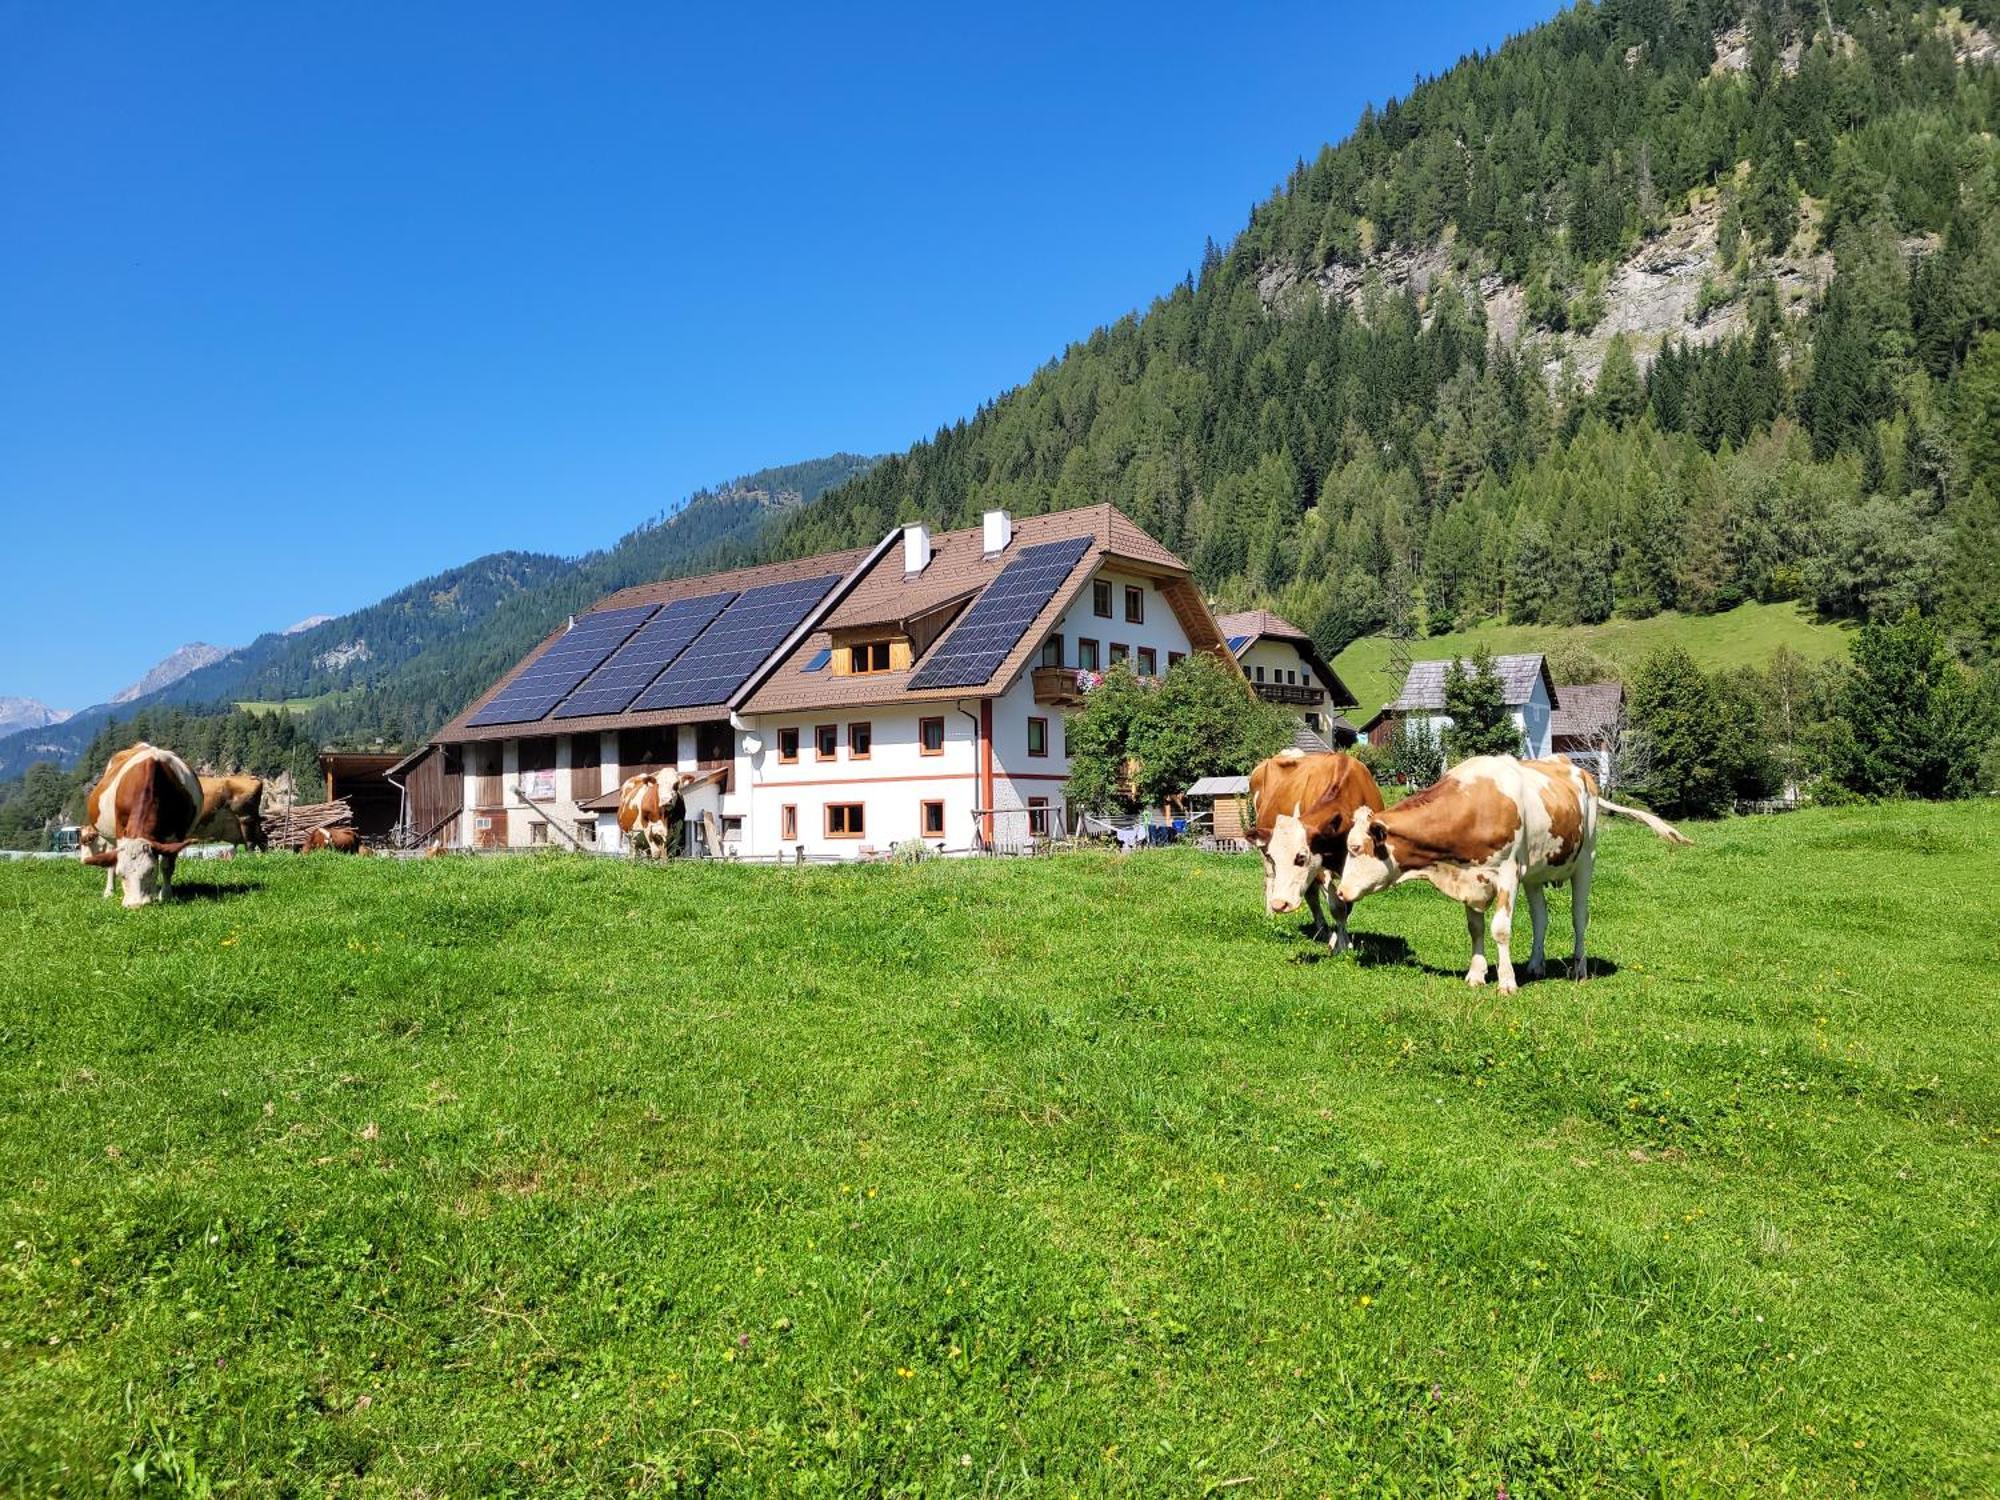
<box><xmin>765</xmin><ymin>0</ymin><xmax>2000</xmax><ymax>665</ymax></box>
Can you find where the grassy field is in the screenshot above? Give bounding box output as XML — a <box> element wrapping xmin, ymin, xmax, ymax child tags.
<box><xmin>1330</xmin><ymin>601</ymin><xmax>1853</xmax><ymax>716</ymax></box>
<box><xmin>2</xmin><ymin>803</ymin><xmax>1996</xmax><ymax>1496</ymax></box>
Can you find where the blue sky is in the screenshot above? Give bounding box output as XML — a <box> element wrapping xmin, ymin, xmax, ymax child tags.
<box><xmin>0</xmin><ymin>0</ymin><xmax>1557</xmax><ymax>709</ymax></box>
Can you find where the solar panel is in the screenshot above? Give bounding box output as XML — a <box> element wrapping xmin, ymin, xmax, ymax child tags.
<box><xmin>466</xmin><ymin>605</ymin><xmax>659</xmax><ymax>727</ymax></box>
<box><xmin>1226</xmin><ymin>634</ymin><xmax>1251</xmax><ymax>653</ymax></box>
<box><xmin>631</xmin><ymin>574</ymin><xmax>845</xmax><ymax>710</ymax></box>
<box><xmin>906</xmin><ymin>536</ymin><xmax>1092</xmax><ymax>691</ymax></box>
<box><xmin>551</xmin><ymin>590</ymin><xmax>739</xmax><ymax>719</ymax></box>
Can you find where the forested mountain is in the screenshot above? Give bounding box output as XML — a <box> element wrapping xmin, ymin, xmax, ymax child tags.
<box><xmin>0</xmin><ymin>454</ymin><xmax>876</xmax><ymax>781</ymax></box>
<box><xmin>767</xmin><ymin>0</ymin><xmax>2000</xmax><ymax>666</ymax></box>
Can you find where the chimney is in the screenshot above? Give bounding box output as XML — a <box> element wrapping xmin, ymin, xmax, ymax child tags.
<box><xmin>982</xmin><ymin>508</ymin><xmax>1013</xmax><ymax>556</ymax></box>
<box><xmin>902</xmin><ymin>522</ymin><xmax>932</xmax><ymax>575</ymax></box>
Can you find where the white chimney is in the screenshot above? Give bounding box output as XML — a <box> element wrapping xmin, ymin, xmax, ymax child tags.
<box><xmin>903</xmin><ymin>522</ymin><xmax>932</xmax><ymax>575</ymax></box>
<box><xmin>982</xmin><ymin>508</ymin><xmax>1014</xmax><ymax>555</ymax></box>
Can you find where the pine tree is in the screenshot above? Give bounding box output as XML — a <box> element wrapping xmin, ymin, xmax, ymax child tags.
<box><xmin>1442</xmin><ymin>650</ymin><xmax>1522</xmax><ymax>761</ymax></box>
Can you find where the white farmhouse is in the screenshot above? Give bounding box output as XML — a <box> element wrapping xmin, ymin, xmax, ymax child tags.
<box><xmin>407</xmin><ymin>504</ymin><xmax>1239</xmax><ymax>858</ymax></box>
<box><xmin>1384</xmin><ymin>653</ymin><xmax>1561</xmax><ymax>759</ymax></box>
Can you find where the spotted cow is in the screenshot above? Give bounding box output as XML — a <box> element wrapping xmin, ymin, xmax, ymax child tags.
<box><xmin>1336</xmin><ymin>755</ymin><xmax>1690</xmax><ymax>994</ymax></box>
<box><xmin>80</xmin><ymin>742</ymin><xmax>202</xmax><ymax>907</ymax></box>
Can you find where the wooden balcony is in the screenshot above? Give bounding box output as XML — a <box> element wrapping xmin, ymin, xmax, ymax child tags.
<box><xmin>1031</xmin><ymin>665</ymin><xmax>1089</xmax><ymax>707</ymax></box>
<box><xmin>1254</xmin><ymin>681</ymin><xmax>1325</xmax><ymax>707</ymax></box>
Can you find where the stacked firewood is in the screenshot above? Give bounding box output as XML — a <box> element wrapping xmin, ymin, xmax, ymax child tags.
<box><xmin>264</xmin><ymin>799</ymin><xmax>356</xmax><ymax>851</ymax></box>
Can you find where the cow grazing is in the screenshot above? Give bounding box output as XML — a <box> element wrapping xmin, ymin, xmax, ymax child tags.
<box><xmin>1335</xmin><ymin>755</ymin><xmax>1690</xmax><ymax>994</ymax></box>
<box><xmin>80</xmin><ymin>742</ymin><xmax>202</xmax><ymax>907</ymax></box>
<box><xmin>302</xmin><ymin>826</ymin><xmax>364</xmax><ymax>854</ymax></box>
<box><xmin>193</xmin><ymin>774</ymin><xmax>268</xmax><ymax>851</ymax></box>
<box><xmin>617</xmin><ymin>770</ymin><xmax>702</xmax><ymax>859</ymax></box>
<box><xmin>1246</xmin><ymin>749</ymin><xmax>1387</xmax><ymax>955</ymax></box>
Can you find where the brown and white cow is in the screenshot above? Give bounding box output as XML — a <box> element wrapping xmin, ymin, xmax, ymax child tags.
<box><xmin>302</xmin><ymin>826</ymin><xmax>364</xmax><ymax>854</ymax></box>
<box><xmin>193</xmin><ymin>774</ymin><xmax>267</xmax><ymax>851</ymax></box>
<box><xmin>617</xmin><ymin>770</ymin><xmax>701</xmax><ymax>859</ymax></box>
<box><xmin>1335</xmin><ymin>755</ymin><xmax>1690</xmax><ymax>994</ymax></box>
<box><xmin>80</xmin><ymin>742</ymin><xmax>202</xmax><ymax>906</ymax></box>
<box><xmin>1246</xmin><ymin>748</ymin><xmax>1387</xmax><ymax>955</ymax></box>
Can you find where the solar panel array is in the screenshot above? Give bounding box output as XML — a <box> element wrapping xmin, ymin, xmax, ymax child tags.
<box><xmin>465</xmin><ymin>605</ymin><xmax>659</xmax><ymax>727</ymax></box>
<box><xmin>1226</xmin><ymin>634</ymin><xmax>1251</xmax><ymax>653</ymax></box>
<box><xmin>551</xmin><ymin>590</ymin><xmax>739</xmax><ymax>720</ymax></box>
<box><xmin>906</xmin><ymin>536</ymin><xmax>1092</xmax><ymax>691</ymax></box>
<box><xmin>632</xmin><ymin>574</ymin><xmax>846</xmax><ymax>710</ymax></box>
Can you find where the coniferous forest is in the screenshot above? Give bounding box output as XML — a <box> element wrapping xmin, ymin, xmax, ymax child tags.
<box><xmin>768</xmin><ymin>0</ymin><xmax>2000</xmax><ymax>663</ymax></box>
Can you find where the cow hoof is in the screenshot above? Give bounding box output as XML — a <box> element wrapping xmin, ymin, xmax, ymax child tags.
<box><xmin>1570</xmin><ymin>963</ymin><xmax>1590</xmax><ymax>982</ymax></box>
<box><xmin>1465</xmin><ymin>972</ymin><xmax>1486</xmax><ymax>988</ymax></box>
<box><xmin>1528</xmin><ymin>963</ymin><xmax>1546</xmax><ymax>981</ymax></box>
<box><xmin>1498</xmin><ymin>980</ymin><xmax>1518</xmax><ymax>997</ymax></box>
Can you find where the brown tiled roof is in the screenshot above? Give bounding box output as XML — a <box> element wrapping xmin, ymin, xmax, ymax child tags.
<box><xmin>740</xmin><ymin>504</ymin><xmax>1222</xmax><ymax>716</ymax></box>
<box><xmin>433</xmin><ymin>548</ymin><xmax>875</xmax><ymax>745</ymax></box>
<box><xmin>1550</xmin><ymin>681</ymin><xmax>1624</xmax><ymax>741</ymax></box>
<box><xmin>1215</xmin><ymin>608</ymin><xmax>1310</xmax><ymax>643</ymax></box>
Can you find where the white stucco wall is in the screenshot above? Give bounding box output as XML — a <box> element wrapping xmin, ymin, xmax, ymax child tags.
<box><xmin>1236</xmin><ymin>639</ymin><xmax>1318</xmax><ymax>693</ymax></box>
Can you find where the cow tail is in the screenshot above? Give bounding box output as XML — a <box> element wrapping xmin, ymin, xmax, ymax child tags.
<box><xmin>1596</xmin><ymin>797</ymin><xmax>1693</xmax><ymax>846</ymax></box>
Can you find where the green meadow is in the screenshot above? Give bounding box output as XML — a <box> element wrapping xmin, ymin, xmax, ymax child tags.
<box><xmin>1329</xmin><ymin>600</ymin><xmax>1853</xmax><ymax>716</ymax></box>
<box><xmin>1</xmin><ymin>802</ymin><xmax>1995</xmax><ymax>1496</ymax></box>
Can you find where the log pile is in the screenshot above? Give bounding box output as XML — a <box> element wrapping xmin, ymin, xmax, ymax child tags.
<box><xmin>264</xmin><ymin>799</ymin><xmax>356</xmax><ymax>851</ymax></box>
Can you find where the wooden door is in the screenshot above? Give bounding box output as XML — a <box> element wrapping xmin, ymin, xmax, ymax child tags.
<box><xmin>570</xmin><ymin>734</ymin><xmax>602</xmax><ymax>800</ymax></box>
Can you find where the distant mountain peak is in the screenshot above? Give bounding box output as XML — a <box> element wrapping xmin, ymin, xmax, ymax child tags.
<box><xmin>0</xmin><ymin>697</ymin><xmax>71</xmax><ymax>738</ymax></box>
<box><xmin>284</xmin><ymin>614</ymin><xmax>335</xmax><ymax>635</ymax></box>
<box><xmin>112</xmin><ymin>643</ymin><xmax>230</xmax><ymax>704</ymax></box>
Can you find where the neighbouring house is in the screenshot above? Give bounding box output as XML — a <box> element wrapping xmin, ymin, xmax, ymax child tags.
<box><xmin>413</xmin><ymin>504</ymin><xmax>1242</xmax><ymax>858</ymax></box>
<box><xmin>1384</xmin><ymin>653</ymin><xmax>1561</xmax><ymax>759</ymax></box>
<box><xmin>1213</xmin><ymin>609</ymin><xmax>1360</xmax><ymax>748</ymax></box>
<box><xmin>1548</xmin><ymin>680</ymin><xmax>1625</xmax><ymax>785</ymax></box>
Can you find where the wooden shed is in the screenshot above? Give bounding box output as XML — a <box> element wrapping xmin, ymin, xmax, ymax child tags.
<box><xmin>385</xmin><ymin>744</ymin><xmax>464</xmax><ymax>849</ymax></box>
<box><xmin>319</xmin><ymin>752</ymin><xmax>407</xmax><ymax>842</ymax></box>
<box><xmin>1185</xmin><ymin>774</ymin><xmax>1251</xmax><ymax>843</ymax></box>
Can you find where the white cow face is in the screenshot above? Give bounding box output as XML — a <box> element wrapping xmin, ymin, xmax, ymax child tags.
<box><xmin>1250</xmin><ymin>812</ymin><xmax>1318</xmax><ymax>914</ymax></box>
<box><xmin>1335</xmin><ymin>807</ymin><xmax>1398</xmax><ymax>905</ymax></box>
<box><xmin>113</xmin><ymin>837</ymin><xmax>169</xmax><ymax>908</ymax></box>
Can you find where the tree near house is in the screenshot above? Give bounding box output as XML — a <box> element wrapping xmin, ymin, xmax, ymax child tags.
<box><xmin>1624</xmin><ymin>647</ymin><xmax>1737</xmax><ymax>819</ymax></box>
<box><xmin>1064</xmin><ymin>654</ymin><xmax>1292</xmax><ymax>814</ymax></box>
<box><xmin>1441</xmin><ymin>650</ymin><xmax>1521</xmax><ymax>762</ymax></box>
<box><xmin>1831</xmin><ymin>612</ymin><xmax>1995</xmax><ymax>801</ymax></box>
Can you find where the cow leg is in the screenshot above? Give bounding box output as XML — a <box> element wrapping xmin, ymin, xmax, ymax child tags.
<box><xmin>1569</xmin><ymin>861</ymin><xmax>1593</xmax><ymax>981</ymax></box>
<box><xmin>1463</xmin><ymin>903</ymin><xmax>1488</xmax><ymax>987</ymax></box>
<box><xmin>161</xmin><ymin>852</ymin><xmax>178</xmax><ymax>900</ymax></box>
<box><xmin>1328</xmin><ymin>893</ymin><xmax>1354</xmax><ymax>957</ymax></box>
<box><xmin>103</xmin><ymin>866</ymin><xmax>116</xmax><ymax>900</ymax></box>
<box><xmin>1491</xmin><ymin>885</ymin><xmax>1519</xmax><ymax>996</ymax></box>
<box><xmin>1527</xmin><ymin>885</ymin><xmax>1549</xmax><ymax>981</ymax></box>
<box><xmin>1304</xmin><ymin>877</ymin><xmax>1332</xmax><ymax>943</ymax></box>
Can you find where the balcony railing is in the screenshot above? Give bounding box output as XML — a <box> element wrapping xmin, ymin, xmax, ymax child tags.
<box><xmin>1254</xmin><ymin>682</ymin><xmax>1325</xmax><ymax>706</ymax></box>
<box><xmin>1031</xmin><ymin>665</ymin><xmax>1090</xmax><ymax>706</ymax></box>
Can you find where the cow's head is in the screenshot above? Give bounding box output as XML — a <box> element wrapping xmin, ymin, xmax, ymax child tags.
<box><xmin>1336</xmin><ymin>806</ymin><xmax>1399</xmax><ymax>905</ymax></box>
<box><xmin>1248</xmin><ymin>806</ymin><xmax>1319</xmax><ymax>915</ymax></box>
<box><xmin>83</xmin><ymin>834</ymin><xmax>189</xmax><ymax>907</ymax></box>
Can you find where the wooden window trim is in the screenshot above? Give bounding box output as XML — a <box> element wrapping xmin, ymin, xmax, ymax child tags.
<box><xmin>1168</xmin><ymin>651</ymin><xmax>1186</xmax><ymax>668</ymax></box>
<box><xmin>777</xmin><ymin>727</ymin><xmax>800</xmax><ymax>765</ymax></box>
<box><xmin>848</xmin><ymin>721</ymin><xmax>872</xmax><ymax>761</ymax></box>
<box><xmin>850</xmin><ymin>641</ymin><xmax>893</xmax><ymax>675</ymax></box>
<box><xmin>1040</xmin><ymin>633</ymin><xmax>1064</xmax><ymax>668</ymax></box>
<box><xmin>1027</xmin><ymin>716</ymin><xmax>1049</xmax><ymax>757</ymax></box>
<box><xmin>1077</xmin><ymin>638</ymin><xmax>1099</xmax><ymax>671</ymax></box>
<box><xmin>1124</xmin><ymin>585</ymin><xmax>1144</xmax><ymax>624</ymax></box>
<box><xmin>1028</xmin><ymin>796</ymin><xmax>1052</xmax><ymax>836</ymax></box>
<box><xmin>920</xmin><ymin>798</ymin><xmax>945</xmax><ymax>836</ymax></box>
<box><xmin>1109</xmin><ymin>643</ymin><xmax>1129</xmax><ymax>665</ymax></box>
<box><xmin>1092</xmin><ymin>579</ymin><xmax>1112</xmax><ymax>618</ymax></box>
<box><xmin>919</xmin><ymin>716</ymin><xmax>945</xmax><ymax>756</ymax></box>
<box><xmin>825</xmin><ymin>802</ymin><xmax>866</xmax><ymax>839</ymax></box>
<box><xmin>780</xmin><ymin>804</ymin><xmax>798</xmax><ymax>841</ymax></box>
<box><xmin>1137</xmin><ymin>647</ymin><xmax>1157</xmax><ymax>676</ymax></box>
<box><xmin>814</xmin><ymin>724</ymin><xmax>839</xmax><ymax>762</ymax></box>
